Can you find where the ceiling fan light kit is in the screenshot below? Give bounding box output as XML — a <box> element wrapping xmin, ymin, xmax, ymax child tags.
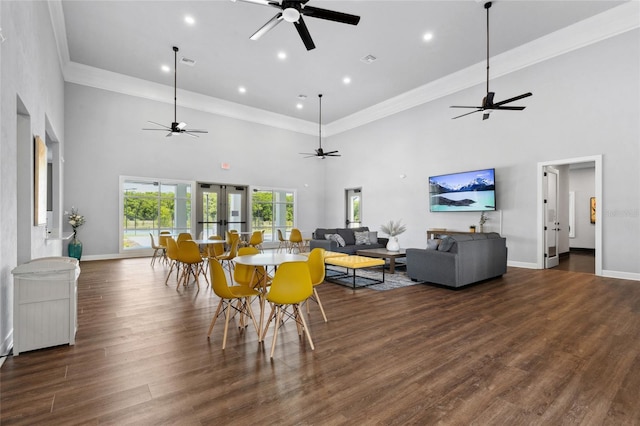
<box><xmin>234</xmin><ymin>0</ymin><xmax>361</xmax><ymax>51</ymax></box>
<box><xmin>142</xmin><ymin>46</ymin><xmax>208</xmax><ymax>137</ymax></box>
<box><xmin>300</xmin><ymin>94</ymin><xmax>340</xmax><ymax>159</ymax></box>
<box><xmin>450</xmin><ymin>1</ymin><xmax>532</xmax><ymax>120</ymax></box>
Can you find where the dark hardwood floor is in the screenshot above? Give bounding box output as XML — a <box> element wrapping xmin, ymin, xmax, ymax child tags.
<box><xmin>2</xmin><ymin>257</ymin><xmax>639</xmax><ymax>425</ymax></box>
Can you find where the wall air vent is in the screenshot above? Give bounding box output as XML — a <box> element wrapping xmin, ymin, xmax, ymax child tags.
<box><xmin>180</xmin><ymin>57</ymin><xmax>196</xmax><ymax>66</ymax></box>
<box><xmin>360</xmin><ymin>54</ymin><xmax>377</xmax><ymax>64</ymax></box>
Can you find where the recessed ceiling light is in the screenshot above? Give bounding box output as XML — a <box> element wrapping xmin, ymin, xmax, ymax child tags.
<box><xmin>161</xmin><ymin>65</ymin><xmax>170</xmax><ymax>73</ymax></box>
<box><xmin>423</xmin><ymin>32</ymin><xmax>434</xmax><ymax>42</ymax></box>
<box><xmin>238</xmin><ymin>86</ymin><xmax>247</xmax><ymax>94</ymax></box>
<box><xmin>343</xmin><ymin>76</ymin><xmax>351</xmax><ymax>85</ymax></box>
<box><xmin>296</xmin><ymin>103</ymin><xmax>304</xmax><ymax>109</ymax></box>
<box><xmin>185</xmin><ymin>15</ymin><xmax>195</xmax><ymax>25</ymax></box>
<box><xmin>277</xmin><ymin>51</ymin><xmax>287</xmax><ymax>60</ymax></box>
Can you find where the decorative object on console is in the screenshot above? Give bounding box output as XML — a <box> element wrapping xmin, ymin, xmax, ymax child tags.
<box><xmin>380</xmin><ymin>220</ymin><xmax>406</xmax><ymax>252</ymax></box>
<box><xmin>479</xmin><ymin>211</ymin><xmax>489</xmax><ymax>232</ymax></box>
<box><xmin>450</xmin><ymin>1</ymin><xmax>532</xmax><ymax>120</ymax></box>
<box><xmin>429</xmin><ymin>168</ymin><xmax>496</xmax><ymax>212</ymax></box>
<box><xmin>66</xmin><ymin>207</ymin><xmax>85</xmax><ymax>260</ymax></box>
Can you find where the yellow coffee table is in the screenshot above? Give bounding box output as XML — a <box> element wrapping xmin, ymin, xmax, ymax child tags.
<box><xmin>324</xmin><ymin>255</ymin><xmax>386</xmax><ymax>289</ymax></box>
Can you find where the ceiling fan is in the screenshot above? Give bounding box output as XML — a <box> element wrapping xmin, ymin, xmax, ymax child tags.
<box><xmin>232</xmin><ymin>0</ymin><xmax>360</xmax><ymax>51</ymax></box>
<box><xmin>451</xmin><ymin>1</ymin><xmax>532</xmax><ymax>120</ymax></box>
<box><xmin>301</xmin><ymin>94</ymin><xmax>340</xmax><ymax>159</ymax></box>
<box><xmin>143</xmin><ymin>46</ymin><xmax>208</xmax><ymax>137</ymax></box>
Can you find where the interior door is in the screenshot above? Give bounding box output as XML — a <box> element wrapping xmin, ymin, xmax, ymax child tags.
<box><xmin>345</xmin><ymin>188</ymin><xmax>362</xmax><ymax>228</ymax></box>
<box><xmin>196</xmin><ymin>184</ymin><xmax>247</xmax><ymax>238</ymax></box>
<box><xmin>544</xmin><ymin>167</ymin><xmax>560</xmax><ymax>268</ymax></box>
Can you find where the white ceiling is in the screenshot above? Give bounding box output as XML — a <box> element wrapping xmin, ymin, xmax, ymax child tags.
<box><xmin>55</xmin><ymin>0</ymin><xmax>632</xmax><ymax>129</ymax></box>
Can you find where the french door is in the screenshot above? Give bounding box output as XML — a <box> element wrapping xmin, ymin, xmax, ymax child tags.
<box><xmin>196</xmin><ymin>183</ymin><xmax>248</xmax><ymax>239</ymax></box>
<box><xmin>345</xmin><ymin>187</ymin><xmax>362</xmax><ymax>228</ymax></box>
<box><xmin>544</xmin><ymin>167</ymin><xmax>560</xmax><ymax>268</ymax></box>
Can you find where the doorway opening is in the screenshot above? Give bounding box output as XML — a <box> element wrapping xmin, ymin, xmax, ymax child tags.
<box><xmin>537</xmin><ymin>155</ymin><xmax>601</xmax><ymax>275</ymax></box>
<box><xmin>345</xmin><ymin>187</ymin><xmax>361</xmax><ymax>228</ymax></box>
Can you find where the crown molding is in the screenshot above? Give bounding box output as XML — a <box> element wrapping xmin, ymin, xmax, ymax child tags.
<box><xmin>49</xmin><ymin>1</ymin><xmax>639</xmax><ymax>138</ymax></box>
<box><xmin>63</xmin><ymin>61</ymin><xmax>318</xmax><ymax>135</ymax></box>
<box><xmin>326</xmin><ymin>1</ymin><xmax>639</xmax><ymax>136</ymax></box>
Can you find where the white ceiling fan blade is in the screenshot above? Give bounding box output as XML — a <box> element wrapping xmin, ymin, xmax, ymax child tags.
<box><xmin>231</xmin><ymin>0</ymin><xmax>281</xmax><ymax>7</ymax></box>
<box><xmin>251</xmin><ymin>13</ymin><xmax>284</xmax><ymax>40</ymax></box>
<box><xmin>177</xmin><ymin>122</ymin><xmax>187</xmax><ymax>130</ymax></box>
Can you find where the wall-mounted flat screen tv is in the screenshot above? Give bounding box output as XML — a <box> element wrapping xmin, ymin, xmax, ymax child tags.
<box><xmin>429</xmin><ymin>168</ymin><xmax>496</xmax><ymax>212</ymax></box>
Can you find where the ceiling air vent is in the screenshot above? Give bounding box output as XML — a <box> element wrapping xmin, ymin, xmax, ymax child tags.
<box><xmin>180</xmin><ymin>57</ymin><xmax>196</xmax><ymax>66</ymax></box>
<box><xmin>360</xmin><ymin>54</ymin><xmax>377</xmax><ymax>64</ymax></box>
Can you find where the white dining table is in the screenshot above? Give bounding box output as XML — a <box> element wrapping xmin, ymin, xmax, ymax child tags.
<box><xmin>234</xmin><ymin>253</ymin><xmax>308</xmax><ymax>341</ymax></box>
<box><xmin>191</xmin><ymin>239</ymin><xmax>227</xmax><ymax>245</ymax></box>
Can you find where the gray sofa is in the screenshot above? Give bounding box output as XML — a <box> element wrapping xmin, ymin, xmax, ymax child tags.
<box><xmin>309</xmin><ymin>227</ymin><xmax>388</xmax><ymax>254</ymax></box>
<box><xmin>406</xmin><ymin>233</ymin><xmax>507</xmax><ymax>288</ymax></box>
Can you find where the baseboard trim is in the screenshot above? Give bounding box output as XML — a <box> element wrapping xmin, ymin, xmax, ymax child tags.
<box><xmin>602</xmin><ymin>270</ymin><xmax>640</xmax><ymax>282</ymax></box>
<box><xmin>507</xmin><ymin>261</ymin><xmax>539</xmax><ymax>269</ymax></box>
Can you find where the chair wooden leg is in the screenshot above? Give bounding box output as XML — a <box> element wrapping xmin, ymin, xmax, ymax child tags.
<box><xmin>223</xmin><ymin>300</ymin><xmax>232</xmax><ymax>350</ymax></box>
<box><xmin>245</xmin><ymin>299</ymin><xmax>259</xmax><ymax>335</ymax></box>
<box><xmin>313</xmin><ymin>287</ymin><xmax>328</xmax><ymax>322</ymax></box>
<box><xmin>208</xmin><ymin>300</ymin><xmax>224</xmax><ymax>337</ymax></box>
<box><xmin>270</xmin><ymin>306</ymin><xmax>283</xmax><ymax>358</ymax></box>
<box><xmin>297</xmin><ymin>305</ymin><xmax>315</xmax><ymax>350</ymax></box>
<box><xmin>261</xmin><ymin>304</ymin><xmax>276</xmax><ymax>342</ymax></box>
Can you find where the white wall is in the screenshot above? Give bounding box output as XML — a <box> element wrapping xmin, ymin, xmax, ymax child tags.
<box><xmin>570</xmin><ymin>166</ymin><xmax>596</xmax><ymax>249</ymax></box>
<box><xmin>322</xmin><ymin>29</ymin><xmax>639</xmax><ymax>276</ymax></box>
<box><xmin>63</xmin><ymin>83</ymin><xmax>326</xmax><ymax>257</ymax></box>
<box><xmin>0</xmin><ymin>1</ymin><xmax>66</xmax><ymax>355</ymax></box>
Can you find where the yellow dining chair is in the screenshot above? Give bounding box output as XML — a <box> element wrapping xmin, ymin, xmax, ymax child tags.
<box><xmin>288</xmin><ymin>228</ymin><xmax>304</xmax><ymax>253</ymax></box>
<box><xmin>149</xmin><ymin>233</ymin><xmax>166</xmax><ymax>266</ymax></box>
<box><xmin>207</xmin><ymin>260</ymin><xmax>261</xmax><ymax>349</ymax></box>
<box><xmin>218</xmin><ymin>232</ymin><xmax>240</xmax><ymax>283</ymax></box>
<box><xmin>277</xmin><ymin>229</ymin><xmax>289</xmax><ymax>253</ymax></box>
<box><xmin>261</xmin><ymin>261</ymin><xmax>314</xmax><ymax>358</ymax></box>
<box><xmin>177</xmin><ymin>240</ymin><xmax>208</xmax><ymax>290</ymax></box>
<box><xmin>158</xmin><ymin>233</ymin><xmax>170</xmax><ymax>263</ymax></box>
<box><xmin>306</xmin><ymin>248</ymin><xmax>328</xmax><ymax>322</ymax></box>
<box><xmin>248</xmin><ymin>230</ymin><xmax>264</xmax><ymax>252</ymax></box>
<box><xmin>164</xmin><ymin>237</ymin><xmax>181</xmax><ymax>286</ymax></box>
<box><xmin>204</xmin><ymin>235</ymin><xmax>225</xmax><ymax>259</ymax></box>
<box><xmin>177</xmin><ymin>232</ymin><xmax>192</xmax><ymax>243</ymax></box>
<box><xmin>234</xmin><ymin>246</ymin><xmax>268</xmax><ymax>291</ymax></box>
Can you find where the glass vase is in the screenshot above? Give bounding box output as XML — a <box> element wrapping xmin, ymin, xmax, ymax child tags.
<box><xmin>68</xmin><ymin>235</ymin><xmax>83</xmax><ymax>260</ymax></box>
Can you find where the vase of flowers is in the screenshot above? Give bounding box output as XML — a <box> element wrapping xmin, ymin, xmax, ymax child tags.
<box><xmin>67</xmin><ymin>207</ymin><xmax>85</xmax><ymax>260</ymax></box>
<box><xmin>380</xmin><ymin>220</ymin><xmax>406</xmax><ymax>252</ymax></box>
<box><xmin>479</xmin><ymin>212</ymin><xmax>488</xmax><ymax>233</ymax></box>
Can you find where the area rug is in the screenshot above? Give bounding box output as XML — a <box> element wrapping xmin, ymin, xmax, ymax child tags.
<box><xmin>325</xmin><ymin>267</ymin><xmax>424</xmax><ymax>291</ymax></box>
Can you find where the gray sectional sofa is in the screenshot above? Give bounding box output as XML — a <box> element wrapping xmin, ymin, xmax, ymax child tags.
<box><xmin>406</xmin><ymin>232</ymin><xmax>507</xmax><ymax>288</ymax></box>
<box><xmin>309</xmin><ymin>227</ymin><xmax>388</xmax><ymax>254</ymax></box>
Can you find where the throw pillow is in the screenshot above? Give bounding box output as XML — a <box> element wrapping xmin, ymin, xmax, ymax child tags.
<box><xmin>354</xmin><ymin>231</ymin><xmax>370</xmax><ymax>245</ymax></box>
<box><xmin>438</xmin><ymin>236</ymin><xmax>455</xmax><ymax>252</ymax></box>
<box><xmin>426</xmin><ymin>239</ymin><xmax>440</xmax><ymax>250</ymax></box>
<box><xmin>368</xmin><ymin>231</ymin><xmax>378</xmax><ymax>244</ymax></box>
<box><xmin>337</xmin><ymin>229</ymin><xmax>355</xmax><ymax>246</ymax></box>
<box><xmin>324</xmin><ymin>233</ymin><xmax>334</xmax><ymax>241</ymax></box>
<box><xmin>333</xmin><ymin>234</ymin><xmax>346</xmax><ymax>247</ymax></box>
